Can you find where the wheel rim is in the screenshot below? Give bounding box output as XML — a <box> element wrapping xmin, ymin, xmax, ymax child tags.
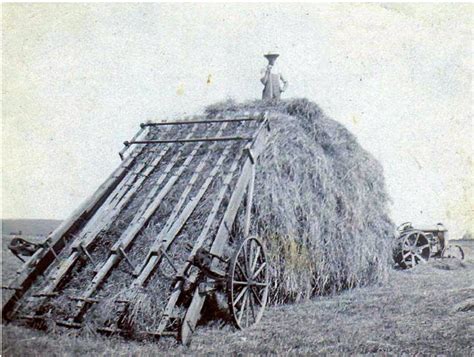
<box><xmin>401</xmin><ymin>231</ymin><xmax>431</xmax><ymax>268</ymax></box>
<box><xmin>227</xmin><ymin>236</ymin><xmax>269</xmax><ymax>329</ymax></box>
<box><xmin>442</xmin><ymin>245</ymin><xmax>465</xmax><ymax>260</ymax></box>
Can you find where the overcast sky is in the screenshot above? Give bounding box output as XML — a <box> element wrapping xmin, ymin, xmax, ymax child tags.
<box><xmin>2</xmin><ymin>3</ymin><xmax>472</xmax><ymax>238</ymax></box>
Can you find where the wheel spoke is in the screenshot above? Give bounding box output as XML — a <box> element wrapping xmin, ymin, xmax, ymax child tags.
<box><xmin>246</xmin><ymin>241</ymin><xmax>253</xmax><ymax>276</ymax></box>
<box><xmin>248</xmin><ymin>289</ymin><xmax>256</xmax><ymax>321</ymax></box>
<box><xmin>233</xmin><ymin>280</ymin><xmax>248</xmax><ymax>285</ymax></box>
<box><xmin>238</xmin><ymin>291</ymin><xmax>249</xmax><ymax>325</ymax></box>
<box><xmin>242</xmin><ymin>243</ymin><xmax>251</xmax><ymax>276</ymax></box>
<box><xmin>414</xmin><ymin>252</ymin><xmax>427</xmax><ymax>262</ymax></box>
<box><xmin>251</xmin><ymin>246</ymin><xmax>261</xmax><ymax>273</ymax></box>
<box><xmin>252</xmin><ymin>262</ymin><xmax>266</xmax><ymax>279</ymax></box>
<box><xmin>414</xmin><ymin>232</ymin><xmax>421</xmax><ymax>246</ymax></box>
<box><xmin>251</xmin><ymin>286</ymin><xmax>263</xmax><ymax>306</ymax></box>
<box><xmin>234</xmin><ymin>286</ymin><xmax>248</xmax><ymax>306</ymax></box>
<box><xmin>418</xmin><ymin>243</ymin><xmax>430</xmax><ymax>250</ymax></box>
<box><xmin>236</xmin><ymin>262</ymin><xmax>248</xmax><ymax>280</ymax></box>
<box><xmin>245</xmin><ymin>290</ymin><xmax>251</xmax><ymax>327</ymax></box>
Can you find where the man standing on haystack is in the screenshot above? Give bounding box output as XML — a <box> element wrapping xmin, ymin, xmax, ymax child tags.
<box><xmin>260</xmin><ymin>52</ymin><xmax>288</xmax><ymax>100</ymax></box>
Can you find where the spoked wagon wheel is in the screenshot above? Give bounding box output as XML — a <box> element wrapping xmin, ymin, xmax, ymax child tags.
<box><xmin>442</xmin><ymin>245</ymin><xmax>465</xmax><ymax>260</ymax></box>
<box><xmin>400</xmin><ymin>231</ymin><xmax>431</xmax><ymax>268</ymax></box>
<box><xmin>227</xmin><ymin>236</ymin><xmax>269</xmax><ymax>329</ymax></box>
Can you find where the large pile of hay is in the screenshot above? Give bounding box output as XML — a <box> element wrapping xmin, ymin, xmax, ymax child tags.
<box><xmin>206</xmin><ymin>98</ymin><xmax>395</xmax><ymax>304</ymax></box>
<box><xmin>16</xmin><ymin>98</ymin><xmax>394</xmax><ymax>333</ymax></box>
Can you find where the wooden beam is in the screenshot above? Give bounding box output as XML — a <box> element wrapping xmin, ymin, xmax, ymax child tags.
<box><xmin>70</xmin><ymin>124</ymin><xmax>215</xmax><ymax>321</ymax></box>
<box><xmin>133</xmin><ymin>128</ymin><xmax>237</xmax><ymax>286</ymax></box>
<box><xmin>180</xmin><ymin>113</ymin><xmax>270</xmax><ymax>345</ymax></box>
<box><xmin>155</xmin><ymin>150</ymin><xmax>244</xmax><ymax>336</ymax></box>
<box><xmin>132</xmin><ymin>127</ymin><xmax>230</xmax><ymax>277</ymax></box>
<box><xmin>32</xmin><ymin>130</ymin><xmax>164</xmax><ymax>299</ymax></box>
<box><xmin>2</xmin><ymin>126</ymin><xmax>149</xmax><ymax>321</ymax></box>
<box><xmin>243</xmin><ymin>163</ymin><xmax>256</xmax><ymax>237</ymax></box>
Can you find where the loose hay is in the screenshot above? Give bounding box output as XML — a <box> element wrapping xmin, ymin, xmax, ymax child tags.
<box><xmin>206</xmin><ymin>98</ymin><xmax>395</xmax><ymax>304</ymax></box>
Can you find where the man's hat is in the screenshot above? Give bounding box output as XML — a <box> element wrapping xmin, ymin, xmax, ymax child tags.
<box><xmin>264</xmin><ymin>52</ymin><xmax>279</xmax><ymax>61</ymax></box>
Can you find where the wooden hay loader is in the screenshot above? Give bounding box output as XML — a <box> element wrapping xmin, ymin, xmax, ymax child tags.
<box><xmin>2</xmin><ymin>111</ymin><xmax>272</xmax><ymax>345</ymax></box>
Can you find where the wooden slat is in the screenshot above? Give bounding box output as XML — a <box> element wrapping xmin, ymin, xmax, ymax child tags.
<box><xmin>69</xmin><ymin>124</ymin><xmax>217</xmax><ymax>321</ymax></box>
<box><xmin>133</xmin><ymin>135</ymin><xmax>237</xmax><ymax>287</ymax></box>
<box><xmin>33</xmin><ymin>138</ymin><xmax>164</xmax><ymax>299</ymax></box>
<box><xmin>180</xmin><ymin>113</ymin><xmax>270</xmax><ymax>345</ymax></box>
<box><xmin>243</xmin><ymin>164</ymin><xmax>256</xmax><ymax>237</ymax></box>
<box><xmin>155</xmin><ymin>149</ymin><xmax>245</xmax><ymax>335</ymax></box>
<box><xmin>2</xmin><ymin>126</ymin><xmax>149</xmax><ymax>321</ymax></box>
<box><xmin>76</xmin><ymin>139</ymin><xmax>175</xmax><ymax>249</ymax></box>
<box><xmin>109</xmin><ymin>126</ymin><xmax>175</xmax><ymax>207</ymax></box>
<box><xmin>33</xmin><ymin>128</ymin><xmax>181</xmax><ymax>301</ymax></box>
<box><xmin>132</xmin><ymin>122</ymin><xmax>232</xmax><ymax>279</ymax></box>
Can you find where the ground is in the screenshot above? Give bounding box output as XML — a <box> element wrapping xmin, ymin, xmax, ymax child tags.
<box><xmin>2</xmin><ymin>237</ymin><xmax>473</xmax><ymax>356</ymax></box>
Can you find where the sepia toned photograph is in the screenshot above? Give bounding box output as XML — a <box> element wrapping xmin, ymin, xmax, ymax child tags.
<box><xmin>1</xmin><ymin>3</ymin><xmax>473</xmax><ymax>355</ymax></box>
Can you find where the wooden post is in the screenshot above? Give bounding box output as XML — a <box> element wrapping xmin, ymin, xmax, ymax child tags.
<box><xmin>244</xmin><ymin>159</ymin><xmax>256</xmax><ymax>237</ymax></box>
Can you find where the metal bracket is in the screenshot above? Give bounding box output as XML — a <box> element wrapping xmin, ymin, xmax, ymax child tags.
<box><xmin>160</xmin><ymin>248</ymin><xmax>178</xmax><ymax>273</ymax></box>
<box><xmin>132</xmin><ymin>251</ymin><xmax>155</xmax><ymax>277</ymax></box>
<box><xmin>118</xmin><ymin>247</ymin><xmax>136</xmax><ymax>271</ymax></box>
<box><xmin>244</xmin><ymin>148</ymin><xmax>256</xmax><ymax>164</ymax></box>
<box><xmin>77</xmin><ymin>244</ymin><xmax>96</xmax><ymax>268</ymax></box>
<box><xmin>198</xmin><ymin>281</ymin><xmax>218</xmax><ymax>295</ymax></box>
<box><xmin>191</xmin><ymin>248</ymin><xmax>227</xmax><ymax>281</ymax></box>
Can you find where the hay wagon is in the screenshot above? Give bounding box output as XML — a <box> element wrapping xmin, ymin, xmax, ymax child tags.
<box><xmin>3</xmin><ymin>112</ymin><xmax>272</xmax><ymax>345</ymax></box>
<box><xmin>395</xmin><ymin>222</ymin><xmax>465</xmax><ymax>269</ymax></box>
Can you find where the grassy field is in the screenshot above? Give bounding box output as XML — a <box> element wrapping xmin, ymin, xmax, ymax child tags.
<box><xmin>2</xmin><ymin>237</ymin><xmax>473</xmax><ymax>356</ymax></box>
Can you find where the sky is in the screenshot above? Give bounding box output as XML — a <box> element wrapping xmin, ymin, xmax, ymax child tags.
<box><xmin>2</xmin><ymin>3</ymin><xmax>472</xmax><ymax>238</ymax></box>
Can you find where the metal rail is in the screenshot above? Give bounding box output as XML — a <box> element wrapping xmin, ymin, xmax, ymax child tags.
<box><xmin>124</xmin><ymin>136</ymin><xmax>252</xmax><ymax>146</ymax></box>
<box><xmin>141</xmin><ymin>116</ymin><xmax>261</xmax><ymax>127</ymax></box>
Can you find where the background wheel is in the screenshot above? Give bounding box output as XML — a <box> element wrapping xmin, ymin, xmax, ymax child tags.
<box><xmin>400</xmin><ymin>231</ymin><xmax>431</xmax><ymax>269</ymax></box>
<box><xmin>227</xmin><ymin>236</ymin><xmax>269</xmax><ymax>329</ymax></box>
<box><xmin>442</xmin><ymin>245</ymin><xmax>465</xmax><ymax>260</ymax></box>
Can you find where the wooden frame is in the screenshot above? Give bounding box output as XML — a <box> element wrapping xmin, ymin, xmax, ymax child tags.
<box><xmin>3</xmin><ymin>111</ymin><xmax>272</xmax><ymax>346</ymax></box>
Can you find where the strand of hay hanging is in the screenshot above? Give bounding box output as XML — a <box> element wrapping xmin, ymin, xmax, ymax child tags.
<box><xmin>206</xmin><ymin>98</ymin><xmax>396</xmax><ymax>304</ymax></box>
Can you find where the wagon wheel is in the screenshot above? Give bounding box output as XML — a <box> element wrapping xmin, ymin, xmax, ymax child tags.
<box><xmin>400</xmin><ymin>231</ymin><xmax>431</xmax><ymax>269</ymax></box>
<box><xmin>227</xmin><ymin>236</ymin><xmax>269</xmax><ymax>329</ymax></box>
<box><xmin>442</xmin><ymin>245</ymin><xmax>465</xmax><ymax>260</ymax></box>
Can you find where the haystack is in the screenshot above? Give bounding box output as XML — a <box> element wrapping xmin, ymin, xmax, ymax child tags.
<box><xmin>207</xmin><ymin>98</ymin><xmax>395</xmax><ymax>303</ymax></box>
<box><xmin>15</xmin><ymin>98</ymin><xmax>395</xmax><ymax>334</ymax></box>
